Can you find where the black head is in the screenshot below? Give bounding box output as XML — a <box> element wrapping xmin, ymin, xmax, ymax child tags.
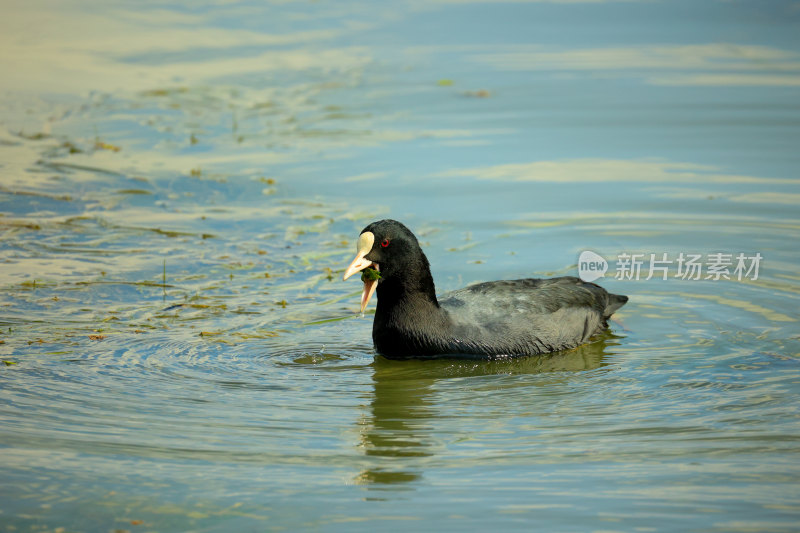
<box><xmin>359</xmin><ymin>219</ymin><xmax>426</xmax><ymax>280</ymax></box>
<box><xmin>342</xmin><ymin>219</ymin><xmax>437</xmax><ymax>311</ymax></box>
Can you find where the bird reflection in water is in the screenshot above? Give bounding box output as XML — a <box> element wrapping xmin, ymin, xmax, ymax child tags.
<box><xmin>354</xmin><ymin>332</ymin><xmax>622</xmax><ymax>487</ymax></box>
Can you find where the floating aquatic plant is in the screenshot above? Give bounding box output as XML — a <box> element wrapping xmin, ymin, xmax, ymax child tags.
<box><xmin>361</xmin><ymin>267</ymin><xmax>381</xmax><ymax>282</ymax></box>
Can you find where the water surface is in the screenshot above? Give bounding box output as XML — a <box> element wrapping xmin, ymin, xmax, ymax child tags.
<box><xmin>1</xmin><ymin>1</ymin><xmax>799</xmax><ymax>531</ymax></box>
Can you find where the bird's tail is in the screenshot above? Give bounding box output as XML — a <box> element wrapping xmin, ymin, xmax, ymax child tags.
<box><xmin>603</xmin><ymin>293</ymin><xmax>628</xmax><ymax>319</ymax></box>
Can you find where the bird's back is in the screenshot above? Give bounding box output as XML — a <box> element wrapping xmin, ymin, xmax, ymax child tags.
<box><xmin>436</xmin><ymin>276</ymin><xmax>626</xmax><ymax>357</ymax></box>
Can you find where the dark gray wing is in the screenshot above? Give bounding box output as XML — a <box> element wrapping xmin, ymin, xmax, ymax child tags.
<box><xmin>438</xmin><ymin>277</ymin><xmax>624</xmax><ymax>356</ymax></box>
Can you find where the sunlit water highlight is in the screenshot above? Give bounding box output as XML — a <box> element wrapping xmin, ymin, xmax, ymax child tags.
<box><xmin>1</xmin><ymin>1</ymin><xmax>799</xmax><ymax>531</ymax></box>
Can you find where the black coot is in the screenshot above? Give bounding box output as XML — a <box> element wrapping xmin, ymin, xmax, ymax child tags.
<box><xmin>343</xmin><ymin>219</ymin><xmax>627</xmax><ymax>359</ymax></box>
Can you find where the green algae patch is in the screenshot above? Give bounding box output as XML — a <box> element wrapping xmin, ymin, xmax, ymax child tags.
<box><xmin>360</xmin><ymin>267</ymin><xmax>381</xmax><ymax>282</ymax></box>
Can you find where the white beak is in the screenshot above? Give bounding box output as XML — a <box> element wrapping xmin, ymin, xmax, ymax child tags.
<box><xmin>342</xmin><ymin>231</ymin><xmax>379</xmax><ymax>312</ymax></box>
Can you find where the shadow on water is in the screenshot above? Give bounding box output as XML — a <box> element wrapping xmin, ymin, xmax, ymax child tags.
<box><xmin>354</xmin><ymin>332</ymin><xmax>622</xmax><ymax>487</ymax></box>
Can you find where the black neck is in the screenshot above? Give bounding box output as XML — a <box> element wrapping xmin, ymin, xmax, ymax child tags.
<box><xmin>375</xmin><ymin>252</ymin><xmax>439</xmax><ymax>312</ymax></box>
<box><xmin>373</xmin><ymin>266</ymin><xmax>450</xmax><ymax>357</ymax></box>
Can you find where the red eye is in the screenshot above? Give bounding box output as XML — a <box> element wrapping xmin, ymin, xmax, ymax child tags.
<box><xmin>381</xmin><ymin>239</ymin><xmax>390</xmax><ymax>248</ymax></box>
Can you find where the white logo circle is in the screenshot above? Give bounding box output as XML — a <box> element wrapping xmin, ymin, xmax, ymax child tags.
<box><xmin>578</xmin><ymin>250</ymin><xmax>608</xmax><ymax>282</ymax></box>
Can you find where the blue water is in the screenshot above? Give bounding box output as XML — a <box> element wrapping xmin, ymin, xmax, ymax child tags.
<box><xmin>1</xmin><ymin>1</ymin><xmax>799</xmax><ymax>531</ymax></box>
